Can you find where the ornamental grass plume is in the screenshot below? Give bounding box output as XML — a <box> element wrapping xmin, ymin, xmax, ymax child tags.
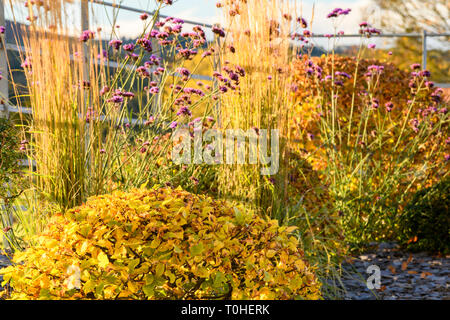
<box><xmin>216</xmin><ymin>0</ymin><xmax>299</xmax><ymax>218</ymax></box>
<box><xmin>9</xmin><ymin>0</ymin><xmax>234</xmax><ymax>210</ymax></box>
<box><xmin>12</xmin><ymin>2</ymin><xmax>97</xmax><ymax>209</ymax></box>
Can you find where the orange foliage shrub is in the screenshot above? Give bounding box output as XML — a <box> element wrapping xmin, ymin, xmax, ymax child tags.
<box><xmin>290</xmin><ymin>55</ymin><xmax>449</xmax><ymax>188</ymax></box>
<box><xmin>285</xmin><ymin>55</ymin><xmax>449</xmax><ymax>243</ymax></box>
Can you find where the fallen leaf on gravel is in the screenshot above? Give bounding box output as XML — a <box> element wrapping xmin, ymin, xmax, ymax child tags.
<box><xmin>420</xmin><ymin>272</ymin><xmax>432</xmax><ymax>279</ymax></box>
<box><xmin>345</xmin><ymin>257</ymin><xmax>355</xmax><ymax>264</ymax></box>
<box><xmin>401</xmin><ymin>261</ymin><xmax>408</xmax><ymax>271</ymax></box>
<box><xmin>378</xmin><ymin>285</ymin><xmax>386</xmax><ymax>292</ymax></box>
<box><xmin>388</xmin><ymin>265</ymin><xmax>396</xmax><ymax>274</ymax></box>
<box><xmin>407</xmin><ymin>254</ymin><xmax>413</xmax><ymax>264</ymax></box>
<box><xmin>407</xmin><ymin>271</ymin><xmax>418</xmax><ymax>274</ymax></box>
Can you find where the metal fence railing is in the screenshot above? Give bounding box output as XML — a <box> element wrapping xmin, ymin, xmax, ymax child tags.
<box><xmin>309</xmin><ymin>31</ymin><xmax>450</xmax><ymax>88</ymax></box>
<box><xmin>0</xmin><ymin>0</ymin><xmax>449</xmax><ymax>119</ymax></box>
<box><xmin>0</xmin><ymin>0</ymin><xmax>218</xmax><ymax>119</ymax></box>
<box><xmin>91</xmin><ymin>0</ymin><xmax>214</xmax><ymax>29</ymax></box>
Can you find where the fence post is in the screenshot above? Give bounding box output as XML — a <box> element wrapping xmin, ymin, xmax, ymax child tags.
<box><xmin>0</xmin><ymin>0</ymin><xmax>8</xmax><ymax>119</ymax></box>
<box><xmin>213</xmin><ymin>24</ymin><xmax>221</xmax><ymax>126</ymax></box>
<box><xmin>422</xmin><ymin>29</ymin><xmax>427</xmax><ymax>70</ymax></box>
<box><xmin>0</xmin><ymin>0</ymin><xmax>11</xmax><ymax>250</ymax></box>
<box><xmin>81</xmin><ymin>0</ymin><xmax>90</xmax><ymax>82</ymax></box>
<box><xmin>81</xmin><ymin>0</ymin><xmax>91</xmax><ymax>163</ymax></box>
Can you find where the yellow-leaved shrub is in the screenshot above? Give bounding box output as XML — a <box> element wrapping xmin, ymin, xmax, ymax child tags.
<box><xmin>0</xmin><ymin>187</ymin><xmax>321</xmax><ymax>300</ymax></box>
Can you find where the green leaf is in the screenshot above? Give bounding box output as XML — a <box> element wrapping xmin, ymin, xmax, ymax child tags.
<box><xmin>234</xmin><ymin>207</ymin><xmax>245</xmax><ymax>225</ymax></box>
<box><xmin>264</xmin><ymin>271</ymin><xmax>273</xmax><ymax>282</ymax></box>
<box><xmin>144</xmin><ymin>274</ymin><xmax>154</xmax><ymax>285</ymax></box>
<box><xmin>79</xmin><ymin>224</ymin><xmax>91</xmax><ymax>237</ymax></box>
<box><xmin>155</xmin><ymin>263</ymin><xmax>165</xmax><ymax>277</ymax></box>
<box><xmin>39</xmin><ymin>288</ymin><xmax>51</xmax><ymax>299</ymax></box>
<box><xmin>143</xmin><ymin>284</ymin><xmax>154</xmax><ymax>297</ymax></box>
<box><xmin>128</xmin><ymin>258</ymin><xmax>140</xmax><ymax>273</ymax></box>
<box><xmin>83</xmin><ymin>280</ymin><xmax>96</xmax><ymax>294</ymax></box>
<box><xmin>213</xmin><ymin>272</ymin><xmax>226</xmax><ymax>287</ymax></box>
<box><xmin>173</xmin><ymin>244</ymin><xmax>183</xmax><ymax>253</ymax></box>
<box><xmin>190</xmin><ymin>243</ymin><xmax>204</xmax><ymax>256</ymax></box>
<box><xmin>95</xmin><ymin>282</ymin><xmax>105</xmax><ymax>297</ymax></box>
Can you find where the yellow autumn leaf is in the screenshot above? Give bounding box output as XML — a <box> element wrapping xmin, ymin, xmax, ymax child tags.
<box><xmin>155</xmin><ymin>263</ymin><xmax>165</xmax><ymax>277</ymax></box>
<box><xmin>266</xmin><ymin>250</ymin><xmax>276</xmax><ymax>258</ymax></box>
<box><xmin>97</xmin><ymin>251</ymin><xmax>109</xmax><ymax>269</ymax></box>
<box><xmin>79</xmin><ymin>241</ymin><xmax>89</xmax><ymax>255</ymax></box>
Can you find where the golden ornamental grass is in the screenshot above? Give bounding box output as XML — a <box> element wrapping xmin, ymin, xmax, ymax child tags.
<box><xmin>217</xmin><ymin>0</ymin><xmax>297</xmax><ymax>217</ymax></box>
<box><xmin>11</xmin><ymin>0</ymin><xmax>104</xmax><ymax>209</ymax></box>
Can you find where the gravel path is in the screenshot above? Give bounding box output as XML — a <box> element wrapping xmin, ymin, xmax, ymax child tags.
<box><xmin>1</xmin><ymin>243</ymin><xmax>449</xmax><ymax>299</ymax></box>
<box><xmin>331</xmin><ymin>242</ymin><xmax>449</xmax><ymax>300</ymax></box>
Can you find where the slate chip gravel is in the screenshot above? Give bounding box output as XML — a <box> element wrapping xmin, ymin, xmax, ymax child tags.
<box><xmin>1</xmin><ymin>243</ymin><xmax>449</xmax><ymax>300</ymax></box>
<box><xmin>325</xmin><ymin>242</ymin><xmax>449</xmax><ymax>300</ymax></box>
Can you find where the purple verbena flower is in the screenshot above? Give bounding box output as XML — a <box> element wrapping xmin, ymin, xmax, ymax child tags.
<box><xmin>107</xmin><ymin>95</ymin><xmax>124</xmax><ymax>104</ymax></box>
<box><xmin>425</xmin><ymin>81</ymin><xmax>434</xmax><ymax>88</ymax></box>
<box><xmin>137</xmin><ymin>66</ymin><xmax>151</xmax><ymax>78</ymax></box>
<box><xmin>235</xmin><ymin>65</ymin><xmax>245</xmax><ymax>77</ymax></box>
<box><xmin>176</xmin><ymin>106</ymin><xmax>192</xmax><ymax>116</ymax></box>
<box><xmin>169</xmin><ymin>121</ymin><xmax>178</xmax><ymax>129</ymax></box>
<box><xmin>335</xmin><ymin>71</ymin><xmax>351</xmax><ymax>79</ymax></box>
<box><xmin>109</xmin><ymin>39</ymin><xmax>122</xmax><ymax>50</ymax></box>
<box><xmin>368</xmin><ymin>65</ymin><xmax>384</xmax><ymax>74</ymax></box>
<box><xmin>149</xmin><ymin>87</ymin><xmax>160</xmax><ymax>95</ymax></box>
<box><xmin>136</xmin><ymin>38</ymin><xmax>152</xmax><ymax>52</ymax></box>
<box><xmin>79</xmin><ymin>30</ymin><xmax>95</xmax><ymax>42</ymax></box>
<box><xmin>371</xmin><ymin>98</ymin><xmax>379</xmax><ymax>109</ymax></box>
<box><xmin>97</xmin><ymin>49</ymin><xmax>108</xmax><ymax>60</ymax></box>
<box><xmin>359</xmin><ymin>21</ymin><xmax>369</xmax><ymax>28</ymax></box>
<box><xmin>419</xmin><ymin>70</ymin><xmax>431</xmax><ymax>77</ymax></box>
<box><xmin>21</xmin><ymin>57</ymin><xmax>32</xmax><ymax>69</ymax></box>
<box><xmin>212</xmin><ymin>26</ymin><xmax>225</xmax><ymax>37</ymax></box>
<box><xmin>385</xmin><ymin>101</ymin><xmax>394</xmax><ymax>112</ymax></box>
<box><xmin>297</xmin><ymin>17</ymin><xmax>308</xmax><ymax>28</ymax></box>
<box><xmin>121</xmin><ymin>91</ymin><xmax>135</xmax><ymax>98</ymax></box>
<box><xmin>172</xmin><ymin>24</ymin><xmax>183</xmax><ymax>34</ymax></box>
<box><xmin>176</xmin><ymin>67</ymin><xmax>190</xmax><ymax>80</ymax></box>
<box><xmin>123</xmin><ymin>43</ymin><xmax>136</xmax><ymax>52</ymax></box>
<box><xmin>100</xmin><ymin>86</ymin><xmax>110</xmax><ymax>96</ymax></box>
<box><xmin>327</xmin><ymin>8</ymin><xmax>351</xmax><ymax>18</ymax></box>
<box><xmin>202</xmin><ymin>51</ymin><xmax>212</xmax><ymax>58</ymax></box>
